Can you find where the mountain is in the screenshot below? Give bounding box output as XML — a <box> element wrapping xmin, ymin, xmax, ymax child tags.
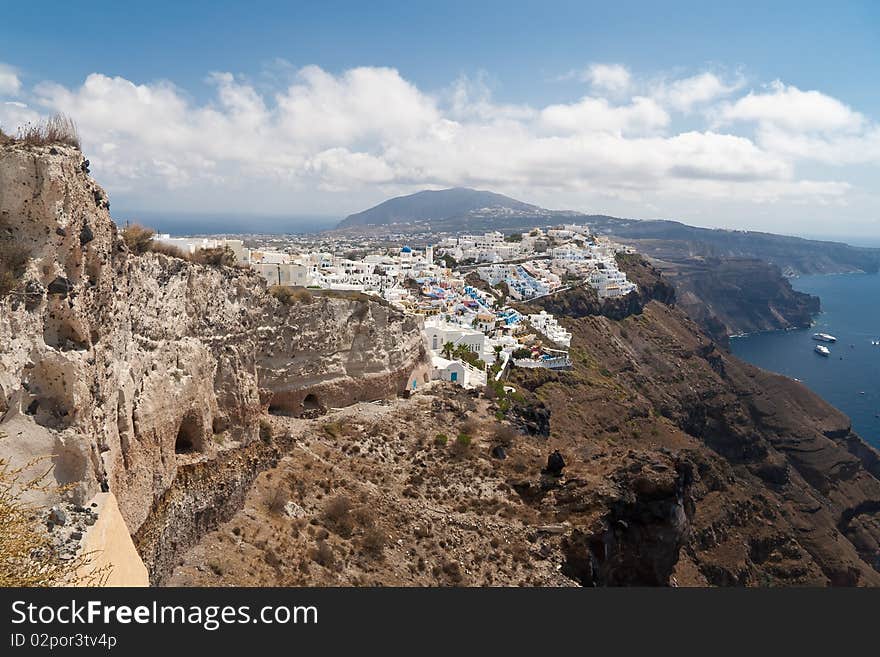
<box><xmin>337</xmin><ymin>187</ymin><xmax>550</xmax><ymax>229</ymax></box>
<box><xmin>584</xmin><ymin>216</ymin><xmax>880</xmax><ymax>276</ymax></box>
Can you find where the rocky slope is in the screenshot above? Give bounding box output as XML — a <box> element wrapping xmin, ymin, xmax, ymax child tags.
<box><xmin>171</xmin><ymin>260</ymin><xmax>880</xmax><ymax>587</ymax></box>
<box><xmin>509</xmin><ymin>276</ymin><xmax>880</xmax><ymax>585</ymax></box>
<box><xmin>0</xmin><ymin>142</ymin><xmax>426</xmax><ymax>576</ymax></box>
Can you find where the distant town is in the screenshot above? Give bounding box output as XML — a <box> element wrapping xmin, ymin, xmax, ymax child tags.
<box><xmin>151</xmin><ymin>223</ymin><xmax>638</xmax><ymax>389</ymax></box>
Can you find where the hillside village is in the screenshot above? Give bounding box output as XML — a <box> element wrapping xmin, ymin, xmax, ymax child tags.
<box><xmin>152</xmin><ymin>223</ymin><xmax>637</xmax><ymax>390</ymax></box>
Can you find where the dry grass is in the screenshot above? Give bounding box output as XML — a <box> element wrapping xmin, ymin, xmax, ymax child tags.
<box><xmin>120</xmin><ymin>223</ymin><xmax>155</xmax><ymax>255</ymax></box>
<box><xmin>492</xmin><ymin>423</ymin><xmax>518</xmax><ymax>447</ymax></box>
<box><xmin>270</xmin><ymin>286</ymin><xmax>314</xmax><ymax>305</ymax></box>
<box><xmin>121</xmin><ymin>224</ymin><xmax>235</xmax><ymax>266</ymax></box>
<box><xmin>147</xmin><ymin>241</ymin><xmax>186</xmax><ymax>259</ymax></box>
<box><xmin>191</xmin><ymin>246</ymin><xmax>236</xmax><ymax>267</ymax></box>
<box><xmin>0</xmin><ymin>430</ymin><xmax>105</xmax><ymax>586</ymax></box>
<box><xmin>15</xmin><ymin>114</ymin><xmax>80</xmax><ymax>149</ymax></box>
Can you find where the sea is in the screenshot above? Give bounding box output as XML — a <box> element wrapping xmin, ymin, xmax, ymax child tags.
<box><xmin>730</xmin><ymin>273</ymin><xmax>880</xmax><ymax>448</ymax></box>
<box><xmin>113</xmin><ymin>210</ymin><xmax>339</xmax><ymax>235</ymax></box>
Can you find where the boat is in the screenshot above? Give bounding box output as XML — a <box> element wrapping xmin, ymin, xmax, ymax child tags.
<box><xmin>812</xmin><ymin>333</ymin><xmax>837</xmax><ymax>343</ymax></box>
<box><xmin>814</xmin><ymin>345</ymin><xmax>831</xmax><ymax>356</ymax></box>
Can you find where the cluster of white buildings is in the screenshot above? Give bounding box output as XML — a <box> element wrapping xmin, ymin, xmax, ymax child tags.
<box><xmin>465</xmin><ymin>226</ymin><xmax>637</xmax><ymax>301</ymax></box>
<box><xmin>153</xmin><ymin>221</ymin><xmax>637</xmax><ymax>389</ymax></box>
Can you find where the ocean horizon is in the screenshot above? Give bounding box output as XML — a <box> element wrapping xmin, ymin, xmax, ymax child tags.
<box><xmin>113</xmin><ymin>210</ymin><xmax>340</xmax><ymax>235</ymax></box>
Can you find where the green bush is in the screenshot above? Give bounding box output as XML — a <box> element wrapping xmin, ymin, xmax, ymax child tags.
<box><xmin>434</xmin><ymin>433</ymin><xmax>448</xmax><ymax>446</ymax></box>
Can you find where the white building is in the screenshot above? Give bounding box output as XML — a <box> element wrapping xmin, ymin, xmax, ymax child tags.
<box><xmin>423</xmin><ymin>317</ymin><xmax>488</xmax><ymax>359</ymax></box>
<box><xmin>152</xmin><ymin>235</ymin><xmax>246</xmax><ymax>263</ymax></box>
<box><xmin>528</xmin><ymin>310</ymin><xmax>572</xmax><ymax>347</ymax></box>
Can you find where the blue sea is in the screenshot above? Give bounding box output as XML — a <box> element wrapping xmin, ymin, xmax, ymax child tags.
<box><xmin>112</xmin><ymin>210</ymin><xmax>339</xmax><ymax>235</ymax></box>
<box><xmin>730</xmin><ymin>273</ymin><xmax>880</xmax><ymax>448</ymax></box>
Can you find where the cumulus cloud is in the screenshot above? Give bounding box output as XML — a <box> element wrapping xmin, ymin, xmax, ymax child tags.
<box><xmin>583</xmin><ymin>63</ymin><xmax>632</xmax><ymax>93</ymax></box>
<box><xmin>0</xmin><ymin>63</ymin><xmax>875</xmax><ymax>223</ymax></box>
<box><xmin>718</xmin><ymin>80</ymin><xmax>864</xmax><ymax>132</ymax></box>
<box><xmin>654</xmin><ymin>72</ymin><xmax>743</xmax><ymax>112</ymax></box>
<box><xmin>0</xmin><ymin>63</ymin><xmax>21</xmax><ymax>96</ymax></box>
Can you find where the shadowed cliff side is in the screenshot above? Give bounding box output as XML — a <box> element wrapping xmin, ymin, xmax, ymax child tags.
<box><xmin>509</xmin><ymin>265</ymin><xmax>880</xmax><ymax>585</ymax></box>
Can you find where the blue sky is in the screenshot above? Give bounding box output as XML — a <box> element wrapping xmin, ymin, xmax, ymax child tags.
<box><xmin>1</xmin><ymin>1</ymin><xmax>879</xmax><ymax>238</ymax></box>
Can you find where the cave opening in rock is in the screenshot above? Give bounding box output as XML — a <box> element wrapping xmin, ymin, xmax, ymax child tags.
<box><xmin>175</xmin><ymin>413</ymin><xmax>202</xmax><ymax>454</ymax></box>
<box><xmin>268</xmin><ymin>403</ymin><xmax>291</xmax><ymax>417</ymax></box>
<box><xmin>302</xmin><ymin>394</ymin><xmax>321</xmax><ymax>411</ymax></box>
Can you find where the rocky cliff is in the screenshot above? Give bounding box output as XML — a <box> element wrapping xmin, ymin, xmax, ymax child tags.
<box><xmin>650</xmin><ymin>256</ymin><xmax>820</xmax><ymax>343</ymax></box>
<box><xmin>0</xmin><ymin>142</ymin><xmax>425</xmax><ymax>553</ymax></box>
<box><xmin>508</xmin><ymin>273</ymin><xmax>880</xmax><ymax>585</ymax></box>
<box><xmin>168</xmin><ymin>256</ymin><xmax>880</xmax><ymax>588</ymax></box>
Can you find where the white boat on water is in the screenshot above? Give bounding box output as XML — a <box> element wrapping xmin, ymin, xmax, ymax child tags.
<box><xmin>815</xmin><ymin>345</ymin><xmax>831</xmax><ymax>356</ymax></box>
<box><xmin>812</xmin><ymin>333</ymin><xmax>837</xmax><ymax>343</ymax></box>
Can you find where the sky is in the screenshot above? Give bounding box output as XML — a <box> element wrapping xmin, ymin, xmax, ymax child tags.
<box><xmin>1</xmin><ymin>1</ymin><xmax>879</xmax><ymax>239</ymax></box>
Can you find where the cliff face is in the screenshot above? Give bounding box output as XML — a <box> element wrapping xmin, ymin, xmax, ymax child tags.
<box><xmin>0</xmin><ymin>143</ymin><xmax>425</xmax><ymax>537</ymax></box>
<box><xmin>509</xmin><ymin>272</ymin><xmax>880</xmax><ymax>586</ymax></box>
<box><xmin>653</xmin><ymin>256</ymin><xmax>820</xmax><ymax>343</ymax></box>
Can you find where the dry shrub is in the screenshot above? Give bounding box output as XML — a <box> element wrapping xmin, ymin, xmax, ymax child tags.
<box><xmin>310</xmin><ymin>539</ymin><xmax>335</xmax><ymax>568</ymax></box>
<box><xmin>191</xmin><ymin>246</ymin><xmax>236</xmax><ymax>267</ymax></box>
<box><xmin>492</xmin><ymin>423</ymin><xmax>518</xmax><ymax>448</ymax></box>
<box><xmin>259</xmin><ymin>419</ymin><xmax>274</xmax><ymax>444</ymax></box>
<box><xmin>321</xmin><ymin>421</ymin><xmax>343</xmax><ymax>440</ymax></box>
<box><xmin>0</xmin><ymin>243</ymin><xmax>29</xmax><ymax>296</ymax></box>
<box><xmin>461</xmin><ymin>417</ymin><xmax>481</xmax><ymax>437</ymax></box>
<box><xmin>451</xmin><ymin>433</ymin><xmax>473</xmax><ymax>457</ymax></box>
<box><xmin>16</xmin><ymin>114</ymin><xmax>80</xmax><ymax>149</ymax></box>
<box><xmin>360</xmin><ymin>526</ymin><xmax>386</xmax><ymax>557</ymax></box>
<box><xmin>270</xmin><ymin>286</ymin><xmax>313</xmax><ymax>305</ymax></box>
<box><xmin>266</xmin><ymin>482</ymin><xmax>289</xmax><ymax>516</ymax></box>
<box><xmin>0</xmin><ymin>430</ymin><xmax>106</xmax><ymax>586</ymax></box>
<box><xmin>269</xmin><ymin>285</ymin><xmax>295</xmax><ymax>304</ymax></box>
<box><xmin>121</xmin><ymin>223</ymin><xmax>155</xmax><ymax>255</ymax></box>
<box><xmin>148</xmin><ymin>241</ymin><xmax>186</xmax><ymax>259</ymax></box>
<box><xmin>322</xmin><ymin>495</ymin><xmax>355</xmax><ymax>537</ymax></box>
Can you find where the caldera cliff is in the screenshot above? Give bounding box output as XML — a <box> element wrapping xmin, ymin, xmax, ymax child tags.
<box><xmin>0</xmin><ymin>142</ymin><xmax>426</xmax><ymax>579</ymax></box>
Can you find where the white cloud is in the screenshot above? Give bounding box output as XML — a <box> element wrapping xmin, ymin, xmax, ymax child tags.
<box><xmin>583</xmin><ymin>63</ymin><xmax>632</xmax><ymax>92</ymax></box>
<box><xmin>654</xmin><ymin>72</ymin><xmax>743</xmax><ymax>112</ymax></box>
<box><xmin>540</xmin><ymin>96</ymin><xmax>669</xmax><ymax>136</ymax></box>
<box><xmin>0</xmin><ymin>63</ymin><xmax>875</xmax><ymax>230</ymax></box>
<box><xmin>718</xmin><ymin>80</ymin><xmax>864</xmax><ymax>132</ymax></box>
<box><xmin>0</xmin><ymin>63</ymin><xmax>21</xmax><ymax>96</ymax></box>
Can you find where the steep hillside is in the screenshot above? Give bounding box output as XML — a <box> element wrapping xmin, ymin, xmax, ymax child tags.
<box><xmin>171</xmin><ymin>262</ymin><xmax>880</xmax><ymax>587</ymax></box>
<box><xmin>0</xmin><ymin>142</ymin><xmax>426</xmax><ymax>580</ymax></box>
